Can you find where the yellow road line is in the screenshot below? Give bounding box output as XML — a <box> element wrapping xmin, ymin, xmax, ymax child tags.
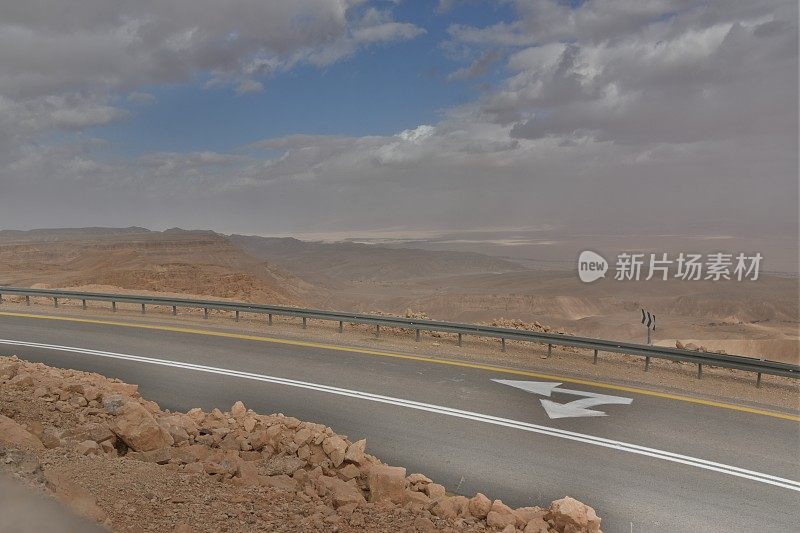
<box><xmin>1</xmin><ymin>310</ymin><xmax>798</xmax><ymax>422</ymax></box>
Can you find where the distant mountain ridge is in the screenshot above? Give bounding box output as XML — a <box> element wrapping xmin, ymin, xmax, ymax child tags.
<box><xmin>228</xmin><ymin>234</ymin><xmax>525</xmax><ymax>283</ymax></box>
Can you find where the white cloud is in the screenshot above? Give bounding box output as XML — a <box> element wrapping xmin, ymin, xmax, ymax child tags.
<box><xmin>127</xmin><ymin>92</ymin><xmax>158</xmax><ymax>105</ymax></box>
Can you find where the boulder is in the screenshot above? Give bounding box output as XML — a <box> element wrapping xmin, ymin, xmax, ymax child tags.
<box><xmin>367</xmin><ymin>464</ymin><xmax>406</xmax><ymax>504</ymax></box>
<box><xmin>338</xmin><ymin>463</ymin><xmax>361</xmax><ymax>480</ymax></box>
<box><xmin>230</xmin><ymin>401</ymin><xmax>247</xmax><ymax>419</ymax></box>
<box><xmin>344</xmin><ymin>439</ymin><xmax>366</xmax><ymax>464</ymax></box>
<box><xmin>322</xmin><ymin>436</ymin><xmax>348</xmax><ymax>467</ymax></box>
<box><xmin>0</xmin><ymin>414</ymin><xmax>44</xmax><ymax>451</ymax></box>
<box><xmin>546</xmin><ymin>496</ymin><xmax>601</xmax><ymax>533</ymax></box>
<box><xmin>515</xmin><ymin>506</ymin><xmax>546</xmax><ymax>527</ymax></box>
<box><xmin>318</xmin><ymin>476</ymin><xmax>366</xmax><ymax>508</ymax></box>
<box><xmin>524</xmin><ymin>516</ymin><xmax>550</xmax><ymax>533</ymax></box>
<box><xmin>75</xmin><ymin>440</ymin><xmax>101</xmax><ymax>456</ymax></box>
<box><xmin>128</xmin><ymin>447</ymin><xmax>171</xmax><ymax>464</ymax></box>
<box><xmin>431</xmin><ymin>496</ymin><xmax>460</xmax><ymax>519</ymax></box>
<box><xmin>64</xmin><ymin>422</ymin><xmax>115</xmax><ymax>444</ymax></box>
<box><xmin>424</xmin><ymin>483</ymin><xmax>446</xmax><ymax>500</ymax></box>
<box><xmin>407</xmin><ymin>473</ymin><xmax>432</xmax><ymax>485</ymax></box>
<box><xmin>108</xmin><ymin>401</ymin><xmax>173</xmax><ymax>451</ymax></box>
<box><xmin>468</xmin><ymin>493</ymin><xmax>492</xmax><ymax>519</ymax></box>
<box><xmin>487</xmin><ymin>500</ymin><xmax>517</xmax><ymax>530</ymax></box>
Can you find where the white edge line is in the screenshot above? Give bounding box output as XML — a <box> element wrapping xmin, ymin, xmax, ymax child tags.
<box><xmin>1</xmin><ymin>338</ymin><xmax>799</xmax><ymax>493</ymax></box>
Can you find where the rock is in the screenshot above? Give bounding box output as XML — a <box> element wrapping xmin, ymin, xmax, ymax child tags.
<box><xmin>76</xmin><ymin>440</ymin><xmax>101</xmax><ymax>456</ymax></box>
<box><xmin>322</xmin><ymin>436</ymin><xmax>348</xmax><ymax>467</ymax></box>
<box><xmin>675</xmin><ymin>340</ymin><xmax>685</xmax><ymax>349</ymax></box>
<box><xmin>64</xmin><ymin>422</ymin><xmax>115</xmax><ymax>444</ymax></box>
<box><xmin>344</xmin><ymin>439</ymin><xmax>366</xmax><ymax>464</ymax></box>
<box><xmin>40</xmin><ymin>431</ymin><xmax>62</xmax><ymax>449</ymax></box>
<box><xmin>514</xmin><ymin>506</ymin><xmax>546</xmax><ymax>527</ymax></box>
<box><xmin>235</xmin><ymin>460</ymin><xmax>259</xmax><ymax>485</ymax></box>
<box><xmin>293</xmin><ymin>428</ymin><xmax>312</xmax><ymax>445</ymax></box>
<box><xmin>242</xmin><ymin>416</ymin><xmax>257</xmax><ymax>433</ymax></box>
<box><xmin>44</xmin><ymin>470</ymin><xmax>107</xmax><ymax>523</ymax></box>
<box><xmin>407</xmin><ymin>473</ymin><xmax>432</xmax><ymax>485</ymax></box>
<box><xmin>102</xmin><ymin>394</ymin><xmax>126</xmax><ymax>415</ymax></box>
<box><xmin>524</xmin><ymin>516</ymin><xmax>550</xmax><ymax>533</ymax></box>
<box><xmin>367</xmin><ymin>464</ymin><xmax>406</xmax><ymax>504</ymax></box>
<box><xmin>405</xmin><ymin>489</ymin><xmax>432</xmax><ymax>507</ymax></box>
<box><xmin>468</xmin><ymin>493</ymin><xmax>492</xmax><ymax>518</ymax></box>
<box><xmin>0</xmin><ymin>361</ymin><xmax>19</xmax><ymax>379</ymax></box>
<box><xmin>263</xmin><ymin>455</ymin><xmax>306</xmax><ymax>476</ymax></box>
<box><xmin>9</xmin><ymin>373</ymin><xmax>34</xmax><ymax>388</ymax></box>
<box><xmin>108</xmin><ymin>401</ymin><xmax>173</xmax><ymax>452</ymax></box>
<box><xmin>546</xmin><ymin>496</ymin><xmax>601</xmax><ymax>533</ymax></box>
<box><xmin>318</xmin><ymin>476</ymin><xmax>366</xmax><ymax>508</ymax></box>
<box><xmin>338</xmin><ymin>463</ymin><xmax>361</xmax><ymax>480</ymax></box>
<box><xmin>0</xmin><ymin>414</ymin><xmax>44</xmax><ymax>451</ymax></box>
<box><xmin>424</xmin><ymin>483</ymin><xmax>446</xmax><ymax>500</ymax></box>
<box><xmin>128</xmin><ymin>447</ymin><xmax>171</xmax><ymax>464</ymax></box>
<box><xmin>230</xmin><ymin>401</ymin><xmax>247</xmax><ymax>419</ymax></box>
<box><xmin>260</xmin><ymin>474</ymin><xmax>299</xmax><ymax>492</ymax></box>
<box><xmin>487</xmin><ymin>500</ymin><xmax>517</xmax><ymax>530</ymax></box>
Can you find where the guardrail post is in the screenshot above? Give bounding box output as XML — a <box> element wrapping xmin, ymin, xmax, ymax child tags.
<box><xmin>457</xmin><ymin>333</ymin><xmax>462</xmax><ymax>347</ymax></box>
<box><xmin>141</xmin><ymin>303</ymin><xmax>146</xmax><ymax>314</ymax></box>
<box><xmin>26</xmin><ymin>295</ymin><xmax>30</xmax><ymax>306</ymax></box>
<box><xmin>415</xmin><ymin>329</ymin><xmax>420</xmax><ymax>342</ymax></box>
<box><xmin>82</xmin><ymin>299</ymin><xmax>86</xmax><ymax>309</ymax></box>
<box><xmin>697</xmin><ymin>364</ymin><xmax>703</xmax><ymax>379</ymax></box>
<box><xmin>547</xmin><ymin>344</ymin><xmax>552</xmax><ymax>357</ymax></box>
<box><xmin>268</xmin><ymin>314</ymin><xmax>273</xmax><ymax>326</ymax></box>
<box><xmin>53</xmin><ymin>297</ymin><xmax>58</xmax><ymax>308</ymax></box>
<box><xmin>203</xmin><ymin>308</ymin><xmax>208</xmax><ymax>319</ymax></box>
<box><xmin>112</xmin><ymin>301</ymin><xmax>116</xmax><ymax>312</ymax></box>
<box><xmin>302</xmin><ymin>317</ymin><xmax>307</xmax><ymax>329</ymax></box>
<box><xmin>593</xmin><ymin>349</ymin><xmax>598</xmax><ymax>364</ymax></box>
<box><xmin>756</xmin><ymin>373</ymin><xmax>762</xmax><ymax>388</ymax></box>
<box><xmin>338</xmin><ymin>321</ymin><xmax>343</xmax><ymax>333</ymax></box>
<box><xmin>0</xmin><ymin>293</ymin><xmax>2</xmax><ymax>304</ymax></box>
<box><xmin>235</xmin><ymin>310</ymin><xmax>239</xmax><ymax>322</ymax></box>
<box><xmin>172</xmin><ymin>305</ymin><xmax>177</xmax><ymax>315</ymax></box>
<box><xmin>375</xmin><ymin>324</ymin><xmax>380</xmax><ymax>337</ymax></box>
<box><xmin>644</xmin><ymin>356</ymin><xmax>651</xmax><ymax>371</ymax></box>
<box><xmin>501</xmin><ymin>338</ymin><xmax>506</xmax><ymax>352</ymax></box>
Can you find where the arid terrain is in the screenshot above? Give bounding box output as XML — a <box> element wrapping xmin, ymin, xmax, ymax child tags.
<box><xmin>1</xmin><ymin>227</ymin><xmax>797</xmax><ymax>363</ymax></box>
<box><xmin>0</xmin><ymin>355</ymin><xmax>601</xmax><ymax>532</ymax></box>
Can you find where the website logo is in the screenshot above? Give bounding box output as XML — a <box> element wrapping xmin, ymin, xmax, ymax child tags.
<box><xmin>577</xmin><ymin>250</ymin><xmax>608</xmax><ymax>283</ymax></box>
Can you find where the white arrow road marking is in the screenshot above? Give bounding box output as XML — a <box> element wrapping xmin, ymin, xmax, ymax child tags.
<box><xmin>1</xmin><ymin>338</ymin><xmax>799</xmax><ymax>493</ymax></box>
<box><xmin>493</xmin><ymin>379</ymin><xmax>633</xmax><ymax>419</ymax></box>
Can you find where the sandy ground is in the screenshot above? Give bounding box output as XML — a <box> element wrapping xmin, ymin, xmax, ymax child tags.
<box><xmin>2</xmin><ymin>228</ymin><xmax>796</xmax><ymax>364</ymax></box>
<box><xmin>1</xmin><ymin>292</ymin><xmax>796</xmax><ymax>413</ymax></box>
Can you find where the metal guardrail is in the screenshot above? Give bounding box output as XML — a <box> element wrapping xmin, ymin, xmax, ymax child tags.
<box><xmin>0</xmin><ymin>287</ymin><xmax>797</xmax><ymax>385</ymax></box>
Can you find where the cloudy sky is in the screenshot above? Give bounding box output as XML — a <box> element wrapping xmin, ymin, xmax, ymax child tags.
<box><xmin>1</xmin><ymin>0</ymin><xmax>797</xmax><ymax>241</ymax></box>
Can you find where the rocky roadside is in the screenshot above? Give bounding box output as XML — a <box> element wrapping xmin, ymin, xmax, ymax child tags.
<box><xmin>0</xmin><ymin>355</ymin><xmax>602</xmax><ymax>533</ymax></box>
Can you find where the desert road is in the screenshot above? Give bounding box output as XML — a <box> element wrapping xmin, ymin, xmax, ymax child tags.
<box><xmin>0</xmin><ymin>312</ymin><xmax>798</xmax><ymax>532</ymax></box>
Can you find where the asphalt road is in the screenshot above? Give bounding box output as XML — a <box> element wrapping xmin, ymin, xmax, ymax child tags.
<box><xmin>0</xmin><ymin>312</ymin><xmax>798</xmax><ymax>532</ymax></box>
